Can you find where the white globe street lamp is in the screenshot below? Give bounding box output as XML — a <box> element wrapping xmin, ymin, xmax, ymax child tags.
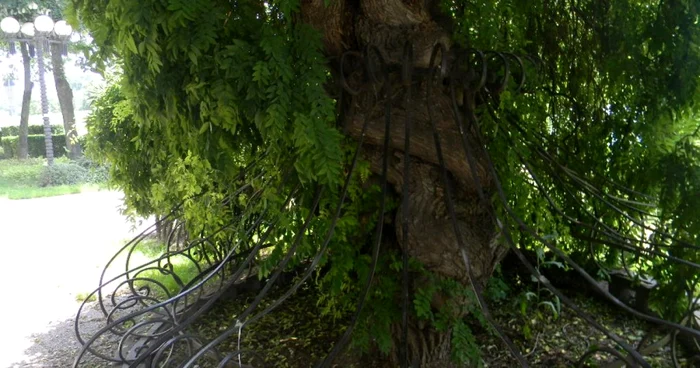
<box><xmin>34</xmin><ymin>15</ymin><xmax>54</xmax><ymax>34</ymax></box>
<box><xmin>0</xmin><ymin>17</ymin><xmax>20</xmax><ymax>35</ymax></box>
<box><xmin>0</xmin><ymin>15</ymin><xmax>76</xmax><ymax>166</ymax></box>
<box><xmin>54</xmin><ymin>20</ymin><xmax>73</xmax><ymax>38</ymax></box>
<box><xmin>20</xmin><ymin>22</ymin><xmax>35</xmax><ymax>37</ymax></box>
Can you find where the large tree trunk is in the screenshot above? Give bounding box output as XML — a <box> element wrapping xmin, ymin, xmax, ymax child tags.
<box><xmin>301</xmin><ymin>0</ymin><xmax>507</xmax><ymax>365</ymax></box>
<box><xmin>50</xmin><ymin>43</ymin><xmax>81</xmax><ymax>160</ymax></box>
<box><xmin>18</xmin><ymin>42</ymin><xmax>32</xmax><ymax>160</ymax></box>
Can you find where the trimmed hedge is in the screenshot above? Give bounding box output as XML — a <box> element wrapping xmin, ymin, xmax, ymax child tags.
<box><xmin>0</xmin><ymin>124</ymin><xmax>64</xmax><ymax>138</ymax></box>
<box><xmin>1</xmin><ymin>134</ymin><xmax>68</xmax><ymax>159</ymax></box>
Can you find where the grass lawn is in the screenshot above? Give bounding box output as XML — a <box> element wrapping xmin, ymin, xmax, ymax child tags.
<box><xmin>0</xmin><ymin>158</ymin><xmax>106</xmax><ymax>200</ymax></box>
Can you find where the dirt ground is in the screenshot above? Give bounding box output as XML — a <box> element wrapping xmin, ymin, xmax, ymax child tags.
<box><xmin>0</xmin><ymin>191</ymin><xmax>152</xmax><ymax>368</ymax></box>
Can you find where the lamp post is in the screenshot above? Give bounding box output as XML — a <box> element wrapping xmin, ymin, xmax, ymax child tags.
<box><xmin>1</xmin><ymin>15</ymin><xmax>73</xmax><ymax>166</ymax></box>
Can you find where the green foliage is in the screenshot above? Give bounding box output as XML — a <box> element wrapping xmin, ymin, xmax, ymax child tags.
<box><xmin>452</xmin><ymin>319</ymin><xmax>480</xmax><ymax>367</ymax></box>
<box><xmin>411</xmin><ymin>272</ymin><xmax>495</xmax><ymax>366</ymax></box>
<box><xmin>71</xmin><ymin>0</ymin><xmax>341</xmax><ymax>190</ymax></box>
<box><xmin>0</xmin><ymin>0</ymin><xmax>63</xmax><ymax>23</ymax></box>
<box><xmin>442</xmin><ymin>0</ymin><xmax>700</xmax><ymax>320</ymax></box>
<box><xmin>0</xmin><ymin>158</ymin><xmax>44</xmax><ymax>184</ymax></box>
<box><xmin>484</xmin><ymin>267</ymin><xmax>510</xmax><ymax>303</ymax></box>
<box><xmin>39</xmin><ymin>160</ymin><xmax>108</xmax><ymax>186</ymax></box>
<box><xmin>76</xmin><ymin>0</ymin><xmax>376</xmax><ymax>349</ymax></box>
<box><xmin>1</xmin><ymin>134</ymin><xmax>68</xmax><ymax>159</ymax></box>
<box><xmin>83</xmin><ymin>81</ymin><xmax>156</xmax><ymax>215</ymax></box>
<box><xmin>0</xmin><ymin>125</ymin><xmax>64</xmax><ymax>138</ymax></box>
<box><xmin>39</xmin><ymin>162</ymin><xmax>86</xmax><ymax>186</ymax></box>
<box><xmin>0</xmin><ymin>157</ymin><xmax>107</xmax><ymax>199</ymax></box>
<box><xmin>342</xmin><ymin>250</ymin><xmax>406</xmax><ymax>355</ymax></box>
<box><xmin>73</xmin><ymin>156</ymin><xmax>110</xmax><ymax>183</ymax></box>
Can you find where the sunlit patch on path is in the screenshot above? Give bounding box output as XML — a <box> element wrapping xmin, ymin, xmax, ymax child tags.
<box><xmin>0</xmin><ymin>191</ymin><xmax>152</xmax><ymax>368</ymax></box>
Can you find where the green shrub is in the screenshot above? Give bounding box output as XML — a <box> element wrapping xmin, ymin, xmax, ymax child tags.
<box><xmin>0</xmin><ymin>125</ymin><xmax>64</xmax><ymax>137</ymax></box>
<box><xmin>39</xmin><ymin>162</ymin><xmax>89</xmax><ymax>186</ymax></box>
<box><xmin>1</xmin><ymin>138</ymin><xmax>15</xmax><ymax>158</ymax></box>
<box><xmin>0</xmin><ymin>158</ymin><xmax>45</xmax><ymax>184</ymax></box>
<box><xmin>76</xmin><ymin>135</ymin><xmax>87</xmax><ymax>150</ymax></box>
<box><xmin>38</xmin><ymin>158</ymin><xmax>110</xmax><ymax>187</ymax></box>
<box><xmin>74</xmin><ymin>157</ymin><xmax>110</xmax><ymax>183</ymax></box>
<box><xmin>1</xmin><ymin>134</ymin><xmax>68</xmax><ymax>159</ymax></box>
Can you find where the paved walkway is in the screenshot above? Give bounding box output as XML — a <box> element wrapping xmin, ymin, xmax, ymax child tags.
<box><xmin>0</xmin><ymin>191</ymin><xmax>152</xmax><ymax>368</ymax></box>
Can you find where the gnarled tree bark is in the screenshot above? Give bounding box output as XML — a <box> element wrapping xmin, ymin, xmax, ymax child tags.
<box><xmin>18</xmin><ymin>42</ymin><xmax>32</xmax><ymax>160</ymax></box>
<box><xmin>301</xmin><ymin>0</ymin><xmax>507</xmax><ymax>365</ymax></box>
<box><xmin>50</xmin><ymin>42</ymin><xmax>81</xmax><ymax>160</ymax></box>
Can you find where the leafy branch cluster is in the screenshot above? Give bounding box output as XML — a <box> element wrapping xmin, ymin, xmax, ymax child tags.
<box><xmin>444</xmin><ymin>0</ymin><xmax>700</xmax><ymax>319</ymax></box>
<box><xmin>78</xmin><ymin>0</ymin><xmax>386</xmax><ymax>349</ymax></box>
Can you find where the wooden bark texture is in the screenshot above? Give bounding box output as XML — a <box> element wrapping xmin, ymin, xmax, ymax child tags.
<box><xmin>299</xmin><ymin>0</ymin><xmax>507</xmax><ymax>365</ymax></box>
<box><xmin>19</xmin><ymin>42</ymin><xmax>32</xmax><ymax>160</ymax></box>
<box><xmin>50</xmin><ymin>43</ymin><xmax>81</xmax><ymax>159</ymax></box>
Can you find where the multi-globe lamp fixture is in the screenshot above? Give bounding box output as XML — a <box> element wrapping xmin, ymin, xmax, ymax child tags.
<box><xmin>1</xmin><ymin>15</ymin><xmax>75</xmax><ymax>165</ymax></box>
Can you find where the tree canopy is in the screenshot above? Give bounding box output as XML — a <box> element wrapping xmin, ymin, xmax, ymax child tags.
<box><xmin>71</xmin><ymin>0</ymin><xmax>699</xmax><ymax>366</ymax></box>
